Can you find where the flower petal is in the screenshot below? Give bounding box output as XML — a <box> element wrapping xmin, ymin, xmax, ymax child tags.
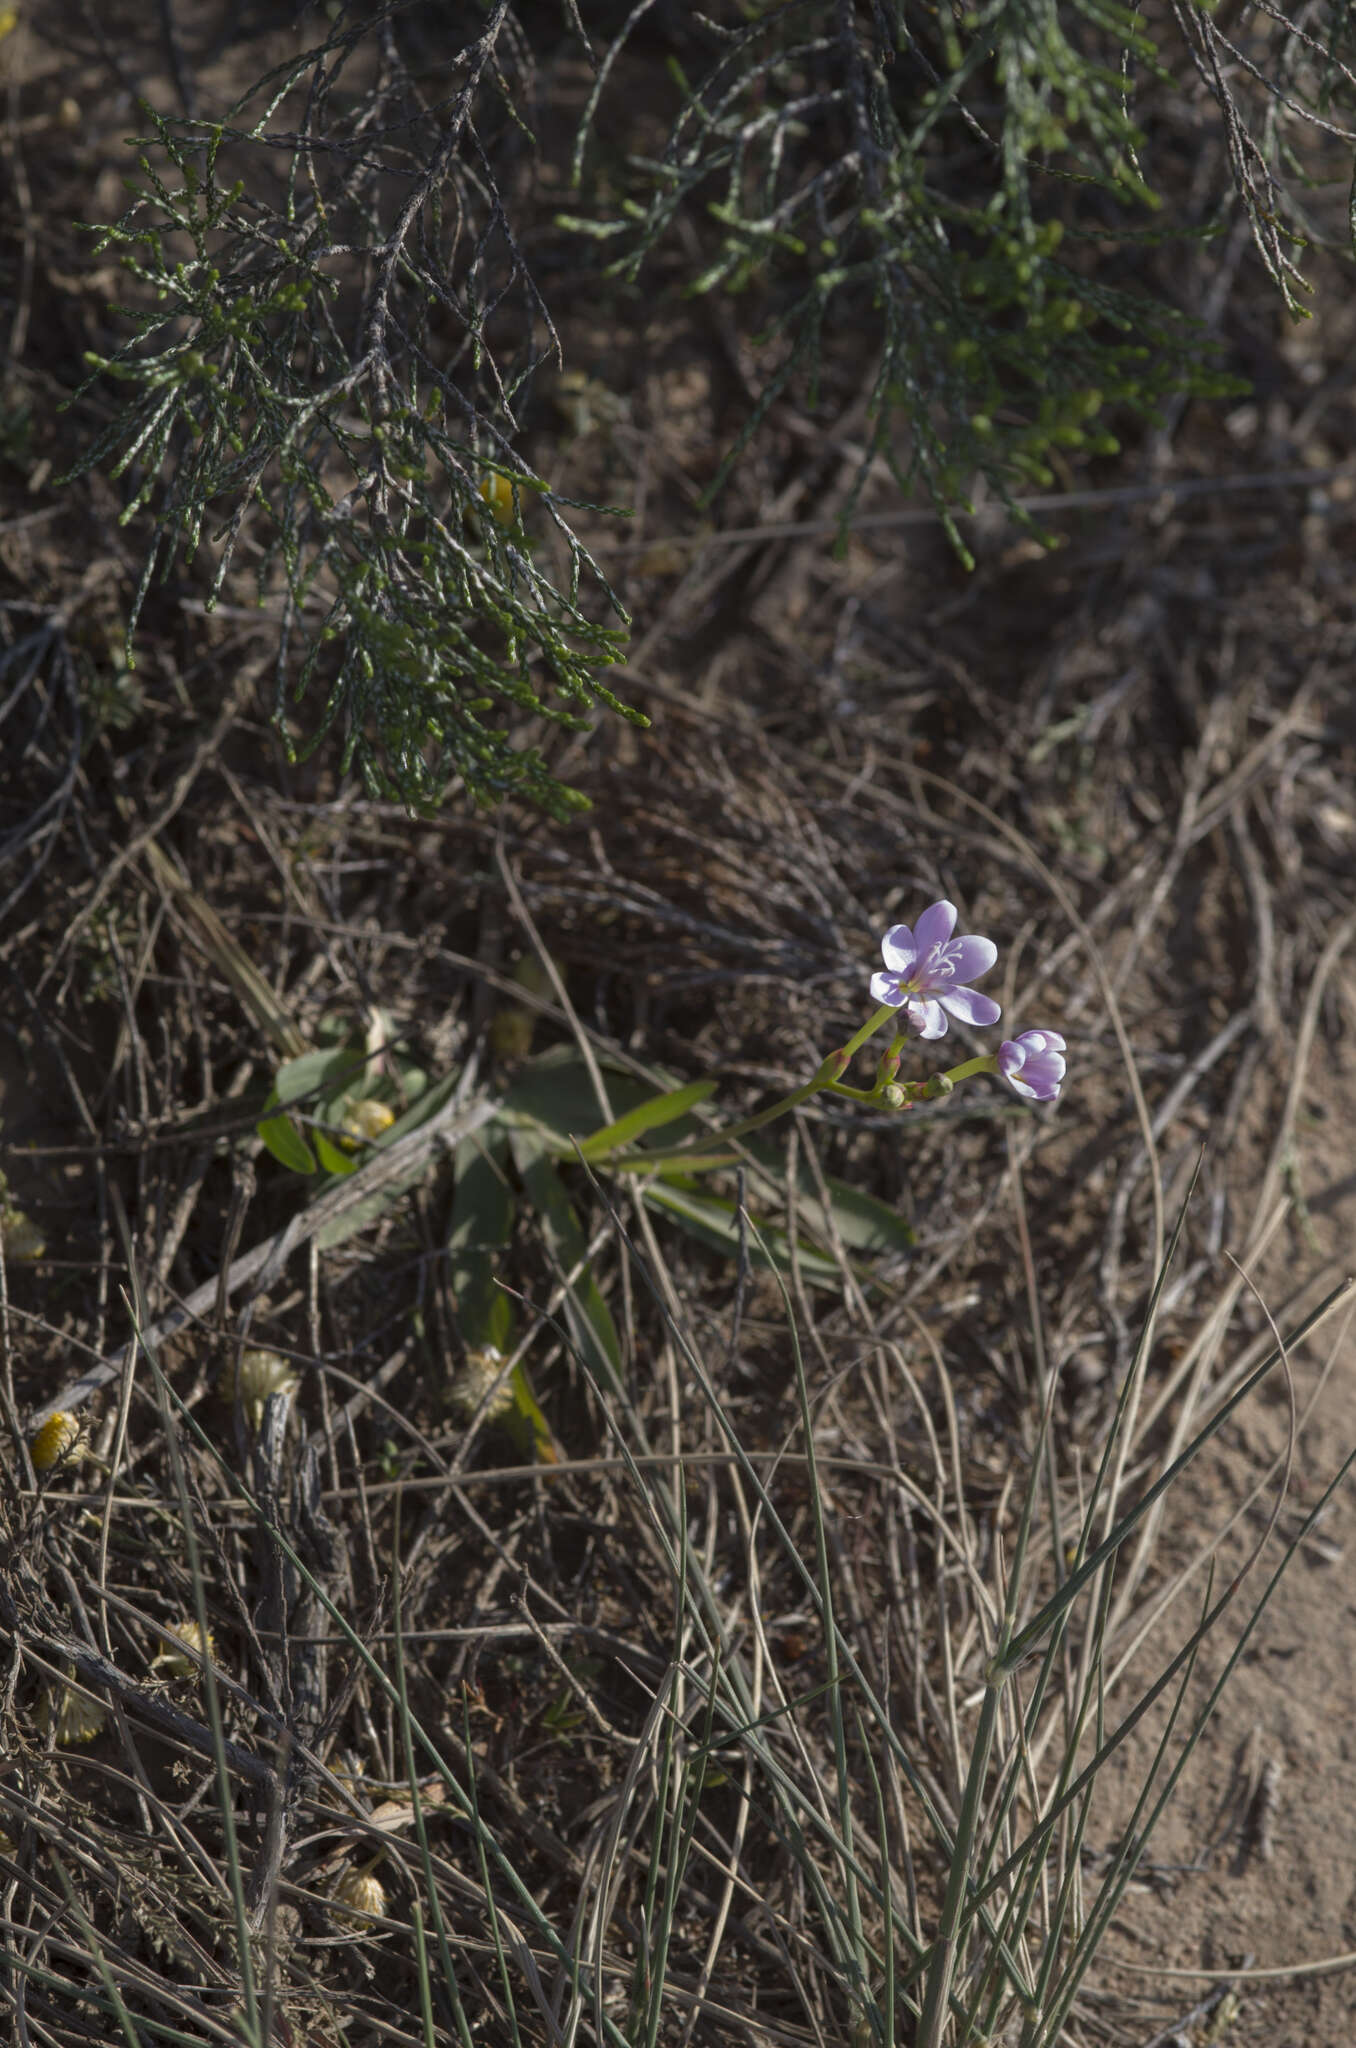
<box><xmin>912</xmin><ymin>900</ymin><xmax>957</xmax><ymax>954</ymax></box>
<box><xmin>907</xmin><ymin>997</ymin><xmax>948</xmax><ymax>1040</ymax></box>
<box><xmin>870</xmin><ymin>970</ymin><xmax>906</xmax><ymax>1006</ymax></box>
<box><xmin>879</xmin><ymin>924</ymin><xmax>916</xmax><ymax>973</ymax></box>
<box><xmin>943</xmin><ymin>934</ymin><xmax>998</xmax><ymax>984</ymax></box>
<box><xmin>938</xmin><ymin>987</ymin><xmax>1002</xmax><ymax>1028</ymax></box>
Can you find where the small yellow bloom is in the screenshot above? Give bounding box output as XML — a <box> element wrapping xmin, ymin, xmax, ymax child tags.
<box><xmin>31</xmin><ymin>1411</ymin><xmax>80</xmax><ymax>1474</ymax></box>
<box><xmin>339</xmin><ymin>1097</ymin><xmax>394</xmax><ymax>1145</ymax></box>
<box><xmin>478</xmin><ymin>471</ymin><xmax>515</xmax><ymax>528</ymax></box>
<box><xmin>152</xmin><ymin>1619</ymin><xmax>215</xmax><ymax>1678</ymax></box>
<box><xmin>333</xmin><ymin>1866</ymin><xmax>387</xmax><ymax>1924</ymax></box>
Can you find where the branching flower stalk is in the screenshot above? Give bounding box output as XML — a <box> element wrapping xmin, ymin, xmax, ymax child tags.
<box><xmin>603</xmin><ymin>901</ymin><xmax>1065</xmax><ymax>1173</ymax></box>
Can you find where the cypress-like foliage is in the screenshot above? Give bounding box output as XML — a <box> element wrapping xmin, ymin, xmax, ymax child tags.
<box><xmin>66</xmin><ymin>2</ymin><xmax>1356</xmax><ymax>810</ymax></box>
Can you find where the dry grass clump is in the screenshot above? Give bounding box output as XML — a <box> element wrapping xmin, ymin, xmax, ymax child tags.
<box><xmin>2</xmin><ymin>627</ymin><xmax>1353</xmax><ymax>2044</ymax></box>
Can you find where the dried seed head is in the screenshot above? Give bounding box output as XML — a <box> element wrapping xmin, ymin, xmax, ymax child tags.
<box><xmin>449</xmin><ymin>1346</ymin><xmax>515</xmax><ymax>1423</ymax></box>
<box><xmin>152</xmin><ymin>1619</ymin><xmax>215</xmax><ymax>1678</ymax></box>
<box><xmin>44</xmin><ymin>1680</ymin><xmax>105</xmax><ymax>1746</ymax></box>
<box><xmin>31</xmin><ymin>1411</ymin><xmax>81</xmax><ymax>1474</ymax></box>
<box><xmin>340</xmin><ymin>1098</ymin><xmax>394</xmax><ymax>1144</ymax></box>
<box><xmin>231</xmin><ymin>1349</ymin><xmax>299</xmax><ymax>1428</ymax></box>
<box><xmin>333</xmin><ymin>1867</ymin><xmax>387</xmax><ymax>1924</ymax></box>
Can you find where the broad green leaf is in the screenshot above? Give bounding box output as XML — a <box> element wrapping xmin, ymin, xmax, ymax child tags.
<box><xmin>257</xmin><ymin>1108</ymin><xmax>317</xmax><ymax>1174</ymax></box>
<box><xmin>448</xmin><ymin>1130</ymin><xmax>516</xmax><ymax>1353</ymax></box>
<box><xmin>575</xmin><ymin>1077</ymin><xmax>718</xmax><ymax>1161</ymax></box>
<box><xmin>272</xmin><ymin>1045</ymin><xmax>368</xmax><ymax>1108</ymax></box>
<box><xmin>509</xmin><ymin>1127</ymin><xmax>623</xmax><ymax>1390</ymax></box>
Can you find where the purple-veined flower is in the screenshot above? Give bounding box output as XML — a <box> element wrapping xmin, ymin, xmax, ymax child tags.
<box><xmin>869</xmin><ymin>901</ymin><xmax>1001</xmax><ymax>1041</ymax></box>
<box><xmin>997</xmin><ymin>1030</ymin><xmax>1066</xmax><ymax>1102</ymax></box>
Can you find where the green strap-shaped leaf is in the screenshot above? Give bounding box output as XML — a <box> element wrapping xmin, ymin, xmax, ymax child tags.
<box><xmin>575</xmin><ymin>1077</ymin><xmax>717</xmax><ymax>1161</ymax></box>
<box><xmin>448</xmin><ymin>1130</ymin><xmax>516</xmax><ymax>1354</ymax></box>
<box><xmin>508</xmin><ymin>1128</ymin><xmax>623</xmax><ymax>1391</ymax></box>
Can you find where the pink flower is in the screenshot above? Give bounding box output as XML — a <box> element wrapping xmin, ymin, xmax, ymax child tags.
<box><xmin>997</xmin><ymin>1030</ymin><xmax>1066</xmax><ymax>1101</ymax></box>
<box><xmin>869</xmin><ymin>901</ymin><xmax>1001</xmax><ymax>1041</ymax></box>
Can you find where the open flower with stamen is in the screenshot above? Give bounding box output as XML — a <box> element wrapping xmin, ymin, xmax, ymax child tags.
<box><xmin>997</xmin><ymin>1030</ymin><xmax>1066</xmax><ymax>1101</ymax></box>
<box><xmin>869</xmin><ymin>901</ymin><xmax>1001</xmax><ymax>1041</ymax></box>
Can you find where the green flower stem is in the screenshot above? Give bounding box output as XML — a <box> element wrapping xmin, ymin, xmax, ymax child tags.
<box><xmin>609</xmin><ymin>1013</ymin><xmax>998</xmax><ymax>1172</ymax></box>
<box><xmin>823</xmin><ymin>1081</ymin><xmax>882</xmax><ymax>1105</ymax></box>
<box><xmin>610</xmin><ymin>1007</ymin><xmax>899</xmax><ymax>1168</ymax></box>
<box><xmin>841</xmin><ymin>1003</ymin><xmax>899</xmax><ymax>1060</ymax></box>
<box><xmin>944</xmin><ymin>1055</ymin><xmax>999</xmax><ymax>1085</ymax></box>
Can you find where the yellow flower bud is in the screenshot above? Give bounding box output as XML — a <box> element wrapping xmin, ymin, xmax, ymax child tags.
<box><xmin>31</xmin><ymin>1411</ymin><xmax>81</xmax><ymax>1474</ymax></box>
